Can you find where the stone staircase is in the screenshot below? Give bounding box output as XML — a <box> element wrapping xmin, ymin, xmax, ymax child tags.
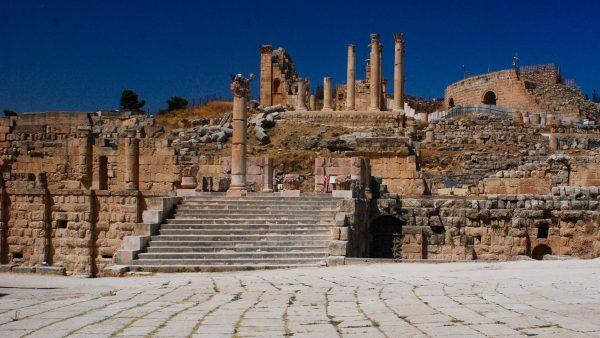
<box><xmin>129</xmin><ymin>193</ymin><xmax>342</xmax><ymax>272</ymax></box>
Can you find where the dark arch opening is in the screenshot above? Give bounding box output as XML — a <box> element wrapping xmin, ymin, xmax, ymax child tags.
<box><xmin>370</xmin><ymin>216</ymin><xmax>403</xmax><ymax>258</ymax></box>
<box><xmin>273</xmin><ymin>78</ymin><xmax>281</xmax><ymax>93</ymax></box>
<box><xmin>531</xmin><ymin>244</ymin><xmax>552</xmax><ymax>260</ymax></box>
<box><xmin>448</xmin><ymin>97</ymin><xmax>455</xmax><ymax>108</ymax></box>
<box><xmin>482</xmin><ymin>91</ymin><xmax>497</xmax><ymax>105</ymax></box>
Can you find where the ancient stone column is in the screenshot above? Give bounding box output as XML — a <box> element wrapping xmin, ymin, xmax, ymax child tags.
<box><xmin>227</xmin><ymin>75</ymin><xmax>251</xmax><ymax>197</ymax></box>
<box><xmin>378</xmin><ymin>44</ymin><xmax>383</xmax><ymax>109</ymax></box>
<box><xmin>322</xmin><ymin>77</ymin><xmax>333</xmax><ymax>111</ymax></box>
<box><xmin>262</xmin><ymin>157</ymin><xmax>274</xmax><ymax>192</ymax></box>
<box><xmin>393</xmin><ymin>33</ymin><xmax>405</xmax><ymax>112</ymax></box>
<box><xmin>77</xmin><ymin>127</ymin><xmax>92</xmax><ymax>186</ymax></box>
<box><xmin>124</xmin><ymin>129</ymin><xmax>139</xmax><ymax>190</ymax></box>
<box><xmin>345</xmin><ymin>44</ymin><xmax>356</xmax><ymax>110</ymax></box>
<box><xmin>259</xmin><ymin>45</ymin><xmax>273</xmax><ymax>107</ymax></box>
<box><xmin>309</xmin><ymin>94</ymin><xmax>316</xmax><ymax>111</ymax></box>
<box><xmin>368</xmin><ymin>34</ymin><xmax>381</xmax><ymax>111</ymax></box>
<box><xmin>296</xmin><ymin>79</ymin><xmax>307</xmax><ymax>111</ymax></box>
<box><xmin>549</xmin><ymin>135</ymin><xmax>559</xmax><ymax>150</ymax></box>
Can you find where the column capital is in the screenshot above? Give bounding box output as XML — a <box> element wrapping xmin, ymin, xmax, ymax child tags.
<box><xmin>394</xmin><ymin>33</ymin><xmax>405</xmax><ymax>44</ymax></box>
<box><xmin>230</xmin><ymin>75</ymin><xmax>251</xmax><ymax>97</ymax></box>
<box><xmin>370</xmin><ymin>33</ymin><xmax>380</xmax><ymax>42</ymax></box>
<box><xmin>259</xmin><ymin>44</ymin><xmax>273</xmax><ymax>53</ymax></box>
<box><xmin>348</xmin><ymin>44</ymin><xmax>355</xmax><ymax>51</ymax></box>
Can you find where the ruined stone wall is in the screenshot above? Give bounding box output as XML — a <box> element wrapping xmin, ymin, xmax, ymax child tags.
<box><xmin>281</xmin><ymin>111</ymin><xmax>402</xmax><ymax>127</ymax></box>
<box><xmin>196</xmin><ymin>155</ymin><xmax>271</xmax><ymax>192</ymax></box>
<box><xmin>444</xmin><ymin>69</ymin><xmax>548</xmax><ymax>113</ymax></box>
<box><xmin>0</xmin><ymin>113</ymin><xmax>179</xmax><ymax>275</ymax></box>
<box><xmin>394</xmin><ymin>191</ymin><xmax>600</xmax><ymax>261</ymax></box>
<box><xmin>259</xmin><ymin>45</ymin><xmax>300</xmax><ymax>107</ymax></box>
<box><xmin>370</xmin><ymin>156</ymin><xmax>426</xmax><ymax>195</ymax></box>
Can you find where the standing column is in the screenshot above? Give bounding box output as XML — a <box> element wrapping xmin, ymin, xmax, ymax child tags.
<box><xmin>368</xmin><ymin>34</ymin><xmax>381</xmax><ymax>111</ymax></box>
<box><xmin>296</xmin><ymin>79</ymin><xmax>307</xmax><ymax>111</ymax></box>
<box><xmin>309</xmin><ymin>94</ymin><xmax>316</xmax><ymax>111</ymax></box>
<box><xmin>259</xmin><ymin>45</ymin><xmax>273</xmax><ymax>107</ymax></box>
<box><xmin>227</xmin><ymin>75</ymin><xmax>251</xmax><ymax>197</ymax></box>
<box><xmin>125</xmin><ymin>128</ymin><xmax>139</xmax><ymax>190</ymax></box>
<box><xmin>393</xmin><ymin>33</ymin><xmax>405</xmax><ymax>112</ymax></box>
<box><xmin>345</xmin><ymin>44</ymin><xmax>356</xmax><ymax>110</ymax></box>
<box><xmin>322</xmin><ymin>77</ymin><xmax>333</xmax><ymax>111</ymax></box>
<box><xmin>378</xmin><ymin>44</ymin><xmax>383</xmax><ymax>109</ymax></box>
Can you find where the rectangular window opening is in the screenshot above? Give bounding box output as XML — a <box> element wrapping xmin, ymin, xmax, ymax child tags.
<box><xmin>57</xmin><ymin>220</ymin><xmax>68</xmax><ymax>229</ymax></box>
<box><xmin>537</xmin><ymin>226</ymin><xmax>549</xmax><ymax>239</ymax></box>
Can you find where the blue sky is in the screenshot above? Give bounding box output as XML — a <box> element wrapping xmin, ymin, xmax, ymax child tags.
<box><xmin>1</xmin><ymin>0</ymin><xmax>599</xmax><ymax>113</ymax></box>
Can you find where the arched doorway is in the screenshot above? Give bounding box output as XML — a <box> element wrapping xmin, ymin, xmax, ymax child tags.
<box><xmin>531</xmin><ymin>244</ymin><xmax>552</xmax><ymax>260</ymax></box>
<box><xmin>448</xmin><ymin>97</ymin><xmax>455</xmax><ymax>108</ymax></box>
<box><xmin>482</xmin><ymin>91</ymin><xmax>497</xmax><ymax>105</ymax></box>
<box><xmin>370</xmin><ymin>216</ymin><xmax>403</xmax><ymax>258</ymax></box>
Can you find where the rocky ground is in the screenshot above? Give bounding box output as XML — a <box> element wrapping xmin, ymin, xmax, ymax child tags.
<box><xmin>1</xmin><ymin>260</ymin><xmax>600</xmax><ymax>337</ymax></box>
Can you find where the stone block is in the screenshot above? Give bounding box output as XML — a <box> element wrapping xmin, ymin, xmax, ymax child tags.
<box><xmin>332</xmin><ymin>190</ymin><xmax>354</xmax><ymax>199</ymax></box>
<box><xmin>142</xmin><ymin>210</ymin><xmax>163</xmax><ymax>224</ymax></box>
<box><xmin>334</xmin><ymin>213</ymin><xmax>347</xmax><ymax>227</ymax></box>
<box><xmin>12</xmin><ymin>266</ymin><xmax>36</xmax><ymax>273</ymax></box>
<box><xmin>280</xmin><ymin>190</ymin><xmax>300</xmax><ymax>197</ymax></box>
<box><xmin>103</xmin><ymin>265</ymin><xmax>130</xmax><ymax>277</ymax></box>
<box><xmin>36</xmin><ymin>266</ymin><xmax>66</xmax><ymax>275</ymax></box>
<box><xmin>339</xmin><ymin>227</ymin><xmax>350</xmax><ymax>241</ymax></box>
<box><xmin>121</xmin><ymin>236</ymin><xmax>150</xmax><ymax>251</ymax></box>
<box><xmin>329</xmin><ymin>240</ymin><xmax>348</xmax><ymax>256</ymax></box>
<box><xmin>326</xmin><ymin>256</ymin><xmax>346</xmax><ymax>266</ymax></box>
<box><xmin>0</xmin><ymin>264</ymin><xmax>16</xmax><ymax>272</ymax></box>
<box><xmin>114</xmin><ymin>250</ymin><xmax>137</xmax><ymax>265</ymax></box>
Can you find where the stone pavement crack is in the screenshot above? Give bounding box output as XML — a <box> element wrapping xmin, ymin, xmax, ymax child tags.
<box><xmin>354</xmin><ymin>286</ymin><xmax>389</xmax><ymax>338</ymax></box>
<box><xmin>324</xmin><ymin>286</ymin><xmax>342</xmax><ymax>337</ymax></box>
<box><xmin>232</xmin><ymin>290</ymin><xmax>265</xmax><ymax>337</ymax></box>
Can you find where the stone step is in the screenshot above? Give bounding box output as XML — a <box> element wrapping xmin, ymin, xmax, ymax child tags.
<box><xmin>174</xmin><ymin>205</ymin><xmax>338</xmax><ymax>211</ymax></box>
<box><xmin>146</xmin><ymin>245</ymin><xmax>328</xmax><ymax>253</ymax></box>
<box><xmin>183</xmin><ymin>194</ymin><xmax>341</xmax><ymax>201</ymax></box>
<box><xmin>131</xmin><ymin>258</ymin><xmax>326</xmax><ymax>266</ymax></box>
<box><xmin>128</xmin><ymin>263</ymin><xmax>323</xmax><ymax>273</ymax></box>
<box><xmin>172</xmin><ymin>210</ymin><xmax>336</xmax><ymax>216</ymax></box>
<box><xmin>163</xmin><ymin>219</ymin><xmax>334</xmax><ymax>225</ymax></box>
<box><xmin>137</xmin><ymin>252</ymin><xmax>327</xmax><ymax>260</ymax></box>
<box><xmin>148</xmin><ymin>240</ymin><xmax>330</xmax><ymax>247</ymax></box>
<box><xmin>158</xmin><ymin>229</ymin><xmax>331</xmax><ymax>236</ymax></box>
<box><xmin>160</xmin><ymin>224</ymin><xmax>332</xmax><ymax>230</ymax></box>
<box><xmin>150</xmin><ymin>234</ymin><xmax>330</xmax><ymax>242</ymax></box>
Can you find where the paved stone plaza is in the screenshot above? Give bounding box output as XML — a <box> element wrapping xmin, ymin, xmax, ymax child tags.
<box><xmin>1</xmin><ymin>260</ymin><xmax>600</xmax><ymax>337</ymax></box>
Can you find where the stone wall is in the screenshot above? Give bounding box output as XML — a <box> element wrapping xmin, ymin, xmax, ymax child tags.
<box><xmin>445</xmin><ymin>69</ymin><xmax>546</xmax><ymax>112</ymax></box>
<box><xmin>392</xmin><ymin>191</ymin><xmax>600</xmax><ymax>261</ymax></box>
<box><xmin>196</xmin><ymin>155</ymin><xmax>272</xmax><ymax>192</ymax></box>
<box><xmin>281</xmin><ymin>111</ymin><xmax>402</xmax><ymax>127</ymax></box>
<box><xmin>0</xmin><ymin>113</ymin><xmax>179</xmax><ymax>275</ymax></box>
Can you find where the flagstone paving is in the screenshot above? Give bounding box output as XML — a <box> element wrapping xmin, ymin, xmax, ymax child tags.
<box><xmin>1</xmin><ymin>259</ymin><xmax>600</xmax><ymax>337</ymax></box>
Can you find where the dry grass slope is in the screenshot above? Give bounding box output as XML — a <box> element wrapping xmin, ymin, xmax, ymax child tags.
<box><xmin>156</xmin><ymin>101</ymin><xmax>233</xmax><ymax>131</ymax></box>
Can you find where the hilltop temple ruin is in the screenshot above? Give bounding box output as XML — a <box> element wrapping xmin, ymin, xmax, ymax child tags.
<box><xmin>1</xmin><ymin>33</ymin><xmax>600</xmax><ymax>276</ymax></box>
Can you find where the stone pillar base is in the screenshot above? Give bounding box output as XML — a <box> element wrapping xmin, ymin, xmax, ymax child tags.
<box><xmin>322</xmin><ymin>108</ymin><xmax>333</xmax><ymax>112</ymax></box>
<box><xmin>226</xmin><ymin>189</ymin><xmax>248</xmax><ymax>197</ymax></box>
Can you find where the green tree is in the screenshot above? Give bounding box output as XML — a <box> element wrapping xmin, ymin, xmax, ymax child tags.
<box><xmin>3</xmin><ymin>109</ymin><xmax>17</xmax><ymax>116</ymax></box>
<box><xmin>119</xmin><ymin>89</ymin><xmax>145</xmax><ymax>111</ymax></box>
<box><xmin>592</xmin><ymin>89</ymin><xmax>600</xmax><ymax>103</ymax></box>
<box><xmin>166</xmin><ymin>96</ymin><xmax>189</xmax><ymax>111</ymax></box>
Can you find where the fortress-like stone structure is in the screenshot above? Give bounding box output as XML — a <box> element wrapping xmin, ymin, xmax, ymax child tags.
<box><xmin>444</xmin><ymin>64</ymin><xmax>599</xmax><ymax>120</ymax></box>
<box><xmin>1</xmin><ymin>33</ymin><xmax>600</xmax><ymax>276</ymax></box>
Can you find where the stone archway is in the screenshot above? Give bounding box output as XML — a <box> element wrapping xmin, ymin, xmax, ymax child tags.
<box><xmin>531</xmin><ymin>244</ymin><xmax>552</xmax><ymax>260</ymax></box>
<box><xmin>369</xmin><ymin>215</ymin><xmax>403</xmax><ymax>258</ymax></box>
<box><xmin>482</xmin><ymin>91</ymin><xmax>497</xmax><ymax>105</ymax></box>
